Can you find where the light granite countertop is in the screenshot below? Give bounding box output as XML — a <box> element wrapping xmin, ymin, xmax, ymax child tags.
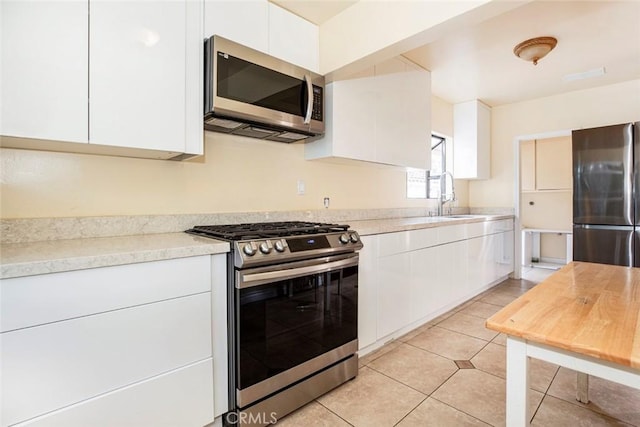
<box><xmin>0</xmin><ymin>233</ymin><xmax>229</xmax><ymax>279</ymax></box>
<box><xmin>0</xmin><ymin>213</ymin><xmax>513</xmax><ymax>279</ymax></box>
<box><xmin>348</xmin><ymin>214</ymin><xmax>513</xmax><ymax>236</ymax></box>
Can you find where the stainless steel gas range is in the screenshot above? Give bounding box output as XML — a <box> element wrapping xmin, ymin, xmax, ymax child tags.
<box><xmin>186</xmin><ymin>221</ymin><xmax>362</xmax><ymax>426</ymax></box>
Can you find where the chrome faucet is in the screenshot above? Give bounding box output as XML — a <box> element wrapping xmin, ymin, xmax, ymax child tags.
<box><xmin>438</xmin><ymin>171</ymin><xmax>456</xmax><ymax>216</ymax></box>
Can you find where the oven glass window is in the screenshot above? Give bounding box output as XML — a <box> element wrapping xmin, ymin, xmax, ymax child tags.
<box><xmin>217</xmin><ymin>53</ymin><xmax>306</xmax><ymax>118</ymax></box>
<box><xmin>237</xmin><ymin>266</ymin><xmax>358</xmax><ymax>390</ymax></box>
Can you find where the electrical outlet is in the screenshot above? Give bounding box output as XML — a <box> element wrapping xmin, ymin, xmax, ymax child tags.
<box><xmin>323</xmin><ymin>197</ymin><xmax>330</xmax><ymax>208</ymax></box>
<box><xmin>297</xmin><ymin>180</ymin><xmax>305</xmax><ymax>195</ymax></box>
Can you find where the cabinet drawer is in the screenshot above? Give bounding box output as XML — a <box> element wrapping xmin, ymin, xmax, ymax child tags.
<box><xmin>12</xmin><ymin>359</ymin><xmax>214</xmax><ymax>427</ymax></box>
<box><xmin>1</xmin><ymin>255</ymin><xmax>211</xmax><ymax>332</ymax></box>
<box><xmin>1</xmin><ymin>293</ymin><xmax>212</xmax><ymax>426</ymax></box>
<box><xmin>377</xmin><ymin>231</ymin><xmax>410</xmax><ymax>256</ymax></box>
<box><xmin>408</xmin><ymin>228</ymin><xmax>438</xmax><ymax>251</ymax></box>
<box><xmin>489</xmin><ymin>219</ymin><xmax>514</xmax><ymax>234</ymax></box>
<box><xmin>437</xmin><ymin>224</ymin><xmax>467</xmax><ymax>245</ymax></box>
<box><xmin>466</xmin><ymin>222</ymin><xmax>488</xmax><ymax>239</ymax></box>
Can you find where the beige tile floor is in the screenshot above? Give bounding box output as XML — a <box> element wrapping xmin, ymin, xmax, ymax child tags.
<box><xmin>277</xmin><ymin>267</ymin><xmax>640</xmax><ymax>426</ymax></box>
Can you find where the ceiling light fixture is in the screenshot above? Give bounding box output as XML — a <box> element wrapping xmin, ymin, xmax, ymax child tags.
<box><xmin>513</xmin><ymin>36</ymin><xmax>557</xmax><ymax>65</ymax></box>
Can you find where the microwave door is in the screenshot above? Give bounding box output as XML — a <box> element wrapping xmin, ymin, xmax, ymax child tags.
<box><xmin>214</xmin><ymin>52</ymin><xmax>307</xmax><ymax>121</ymax></box>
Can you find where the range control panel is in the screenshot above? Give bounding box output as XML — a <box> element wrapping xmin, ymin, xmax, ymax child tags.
<box><xmin>234</xmin><ymin>231</ymin><xmax>361</xmax><ymax>268</ymax></box>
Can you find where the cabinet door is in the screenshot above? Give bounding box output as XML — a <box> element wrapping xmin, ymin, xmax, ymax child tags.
<box><xmin>89</xmin><ymin>0</ymin><xmax>197</xmax><ymax>153</ymax></box>
<box><xmin>536</xmin><ymin>136</ymin><xmax>572</xmax><ymax>190</ymax></box>
<box><xmin>268</xmin><ymin>4</ymin><xmax>319</xmax><ymax>71</ymax></box>
<box><xmin>401</xmin><ymin>66</ymin><xmax>431</xmax><ymax>169</ymax></box>
<box><xmin>330</xmin><ymin>79</ymin><xmax>377</xmax><ymax>162</ymax></box>
<box><xmin>375</xmin><ymin>60</ymin><xmax>430</xmax><ymax>169</ymax></box>
<box><xmin>357</xmin><ymin>237</ymin><xmax>378</xmax><ymax>349</ymax></box>
<box><xmin>497</xmin><ymin>230</ymin><xmax>515</xmax><ymax>278</ymax></box>
<box><xmin>1</xmin><ymin>1</ymin><xmax>88</xmax><ymax>143</ymax></box>
<box><xmin>467</xmin><ymin>235</ymin><xmax>494</xmax><ymax>293</ymax></box>
<box><xmin>453</xmin><ymin>100</ymin><xmax>490</xmax><ymax>179</ymax></box>
<box><xmin>377</xmin><ymin>252</ymin><xmax>412</xmax><ymax>339</ymax></box>
<box><xmin>410</xmin><ymin>246</ymin><xmax>439</xmax><ymax>322</ymax></box>
<box><xmin>521</xmin><ymin>139</ymin><xmax>536</xmax><ymax>191</ymax></box>
<box><xmin>204</xmin><ymin>0</ymin><xmax>269</xmax><ymax>53</ymax></box>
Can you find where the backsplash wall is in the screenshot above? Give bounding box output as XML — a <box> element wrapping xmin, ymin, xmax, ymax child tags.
<box><xmin>0</xmin><ymin>96</ymin><xmax>469</xmax><ymax>219</ymax></box>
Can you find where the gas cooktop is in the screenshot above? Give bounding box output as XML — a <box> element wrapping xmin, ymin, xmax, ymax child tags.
<box><xmin>186</xmin><ymin>221</ymin><xmax>362</xmax><ymax>268</ymax></box>
<box><xmin>186</xmin><ymin>221</ymin><xmax>351</xmax><ymax>241</ymax></box>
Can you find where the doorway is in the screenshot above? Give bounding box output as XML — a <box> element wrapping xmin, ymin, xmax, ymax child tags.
<box><xmin>513</xmin><ymin>130</ymin><xmax>572</xmax><ymax>279</ymax></box>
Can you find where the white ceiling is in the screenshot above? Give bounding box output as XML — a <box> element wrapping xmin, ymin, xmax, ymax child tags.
<box><xmin>270</xmin><ymin>0</ymin><xmax>640</xmax><ymax>107</ymax></box>
<box><xmin>269</xmin><ymin>0</ymin><xmax>358</xmax><ymax>25</ymax></box>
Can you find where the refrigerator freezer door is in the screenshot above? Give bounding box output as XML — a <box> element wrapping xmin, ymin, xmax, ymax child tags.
<box><xmin>573</xmin><ymin>224</ymin><xmax>633</xmax><ymax>267</ymax></box>
<box><xmin>573</xmin><ymin>123</ymin><xmax>634</xmax><ymax>225</ymax></box>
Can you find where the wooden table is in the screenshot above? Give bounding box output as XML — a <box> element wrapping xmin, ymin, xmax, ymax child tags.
<box><xmin>486</xmin><ymin>261</ymin><xmax>640</xmax><ymax>426</ymax></box>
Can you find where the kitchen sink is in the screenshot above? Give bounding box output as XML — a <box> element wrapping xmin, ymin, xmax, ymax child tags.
<box><xmin>444</xmin><ymin>214</ymin><xmax>486</xmax><ymax>219</ymax></box>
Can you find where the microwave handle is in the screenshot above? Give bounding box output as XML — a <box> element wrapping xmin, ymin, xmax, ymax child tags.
<box><xmin>303</xmin><ymin>74</ymin><xmax>313</xmax><ymax>124</ymax></box>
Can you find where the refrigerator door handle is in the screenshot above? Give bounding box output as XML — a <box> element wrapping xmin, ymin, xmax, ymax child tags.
<box><xmin>576</xmin><ymin>224</ymin><xmax>635</xmax><ymax>231</ymax></box>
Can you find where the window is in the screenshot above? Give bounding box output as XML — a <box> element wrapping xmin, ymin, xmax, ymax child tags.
<box><xmin>407</xmin><ymin>135</ymin><xmax>447</xmax><ymax>199</ymax></box>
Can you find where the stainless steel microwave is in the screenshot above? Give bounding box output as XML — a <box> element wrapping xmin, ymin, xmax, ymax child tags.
<box><xmin>204</xmin><ymin>35</ymin><xmax>325</xmax><ymax>143</ymax></box>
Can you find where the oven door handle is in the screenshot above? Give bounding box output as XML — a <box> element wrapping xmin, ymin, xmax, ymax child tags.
<box><xmin>236</xmin><ymin>255</ymin><xmax>358</xmax><ymax>289</ymax></box>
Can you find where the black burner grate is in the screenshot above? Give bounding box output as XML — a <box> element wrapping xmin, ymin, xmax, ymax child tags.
<box><xmin>186</xmin><ymin>221</ymin><xmax>350</xmax><ymax>241</ymax></box>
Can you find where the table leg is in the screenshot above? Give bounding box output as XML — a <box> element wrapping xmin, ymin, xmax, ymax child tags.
<box><xmin>506</xmin><ymin>337</ymin><xmax>530</xmax><ymax>426</ymax></box>
<box><xmin>576</xmin><ymin>372</ymin><xmax>589</xmax><ymax>403</ymax></box>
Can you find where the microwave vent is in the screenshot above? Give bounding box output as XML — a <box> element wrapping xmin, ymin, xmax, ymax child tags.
<box><xmin>206</xmin><ymin>117</ymin><xmax>244</xmax><ymax>130</ymax></box>
<box><xmin>205</xmin><ymin>115</ymin><xmax>315</xmax><ymax>143</ymax></box>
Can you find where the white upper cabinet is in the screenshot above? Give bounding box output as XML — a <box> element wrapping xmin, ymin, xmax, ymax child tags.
<box><xmin>316</xmin><ymin>75</ymin><xmax>377</xmax><ymax>163</ymax></box>
<box><xmin>453</xmin><ymin>100</ymin><xmax>491</xmax><ymax>179</ymax></box>
<box><xmin>1</xmin><ymin>0</ymin><xmax>203</xmax><ymax>160</ymax></box>
<box><xmin>520</xmin><ymin>136</ymin><xmax>572</xmax><ymax>191</ymax></box>
<box><xmin>305</xmin><ymin>57</ymin><xmax>431</xmax><ymax>169</ymax></box>
<box><xmin>535</xmin><ymin>136</ymin><xmax>572</xmax><ymax>190</ymax></box>
<box><xmin>267</xmin><ymin>4</ymin><xmax>319</xmax><ymax>72</ymax></box>
<box><xmin>1</xmin><ymin>1</ymin><xmax>88</xmax><ymax>143</ymax></box>
<box><xmin>204</xmin><ymin>1</ymin><xmax>319</xmax><ymax>71</ymax></box>
<box><xmin>90</xmin><ymin>1</ymin><xmax>202</xmax><ymax>155</ymax></box>
<box><xmin>204</xmin><ymin>0</ymin><xmax>269</xmax><ymax>53</ymax></box>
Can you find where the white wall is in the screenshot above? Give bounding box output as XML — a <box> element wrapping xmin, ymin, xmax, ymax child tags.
<box><xmin>0</xmin><ymin>97</ymin><xmax>456</xmax><ymax>219</ymax></box>
<box><xmin>470</xmin><ymin>79</ymin><xmax>640</xmax><ymax>209</ymax></box>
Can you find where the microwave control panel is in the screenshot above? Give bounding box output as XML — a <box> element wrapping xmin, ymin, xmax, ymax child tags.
<box><xmin>312</xmin><ymin>85</ymin><xmax>323</xmax><ymax>122</ymax></box>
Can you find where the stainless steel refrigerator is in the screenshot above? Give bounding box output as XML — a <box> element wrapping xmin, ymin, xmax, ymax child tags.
<box><xmin>573</xmin><ymin>122</ymin><xmax>640</xmax><ymax>266</ymax></box>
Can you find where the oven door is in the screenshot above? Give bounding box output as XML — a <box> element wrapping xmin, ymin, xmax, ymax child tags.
<box><xmin>233</xmin><ymin>253</ymin><xmax>358</xmax><ymax>409</ymax></box>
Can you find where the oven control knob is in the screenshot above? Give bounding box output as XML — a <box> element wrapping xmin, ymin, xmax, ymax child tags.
<box><xmin>243</xmin><ymin>243</ymin><xmax>256</xmax><ymax>256</ymax></box>
<box><xmin>339</xmin><ymin>233</ymin><xmax>350</xmax><ymax>244</ymax></box>
<box><xmin>259</xmin><ymin>241</ymin><xmax>273</xmax><ymax>254</ymax></box>
<box><xmin>274</xmin><ymin>240</ymin><xmax>286</xmax><ymax>252</ymax></box>
<box><xmin>349</xmin><ymin>233</ymin><xmax>359</xmax><ymax>243</ymax></box>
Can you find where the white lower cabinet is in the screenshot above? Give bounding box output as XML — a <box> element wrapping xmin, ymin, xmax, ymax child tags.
<box><xmin>12</xmin><ymin>360</ymin><xmax>214</xmax><ymax>427</ymax></box>
<box><xmin>409</xmin><ymin>246</ymin><xmax>439</xmax><ymax>322</ymax></box>
<box><xmin>358</xmin><ymin>236</ymin><xmax>378</xmax><ymax>349</ymax></box>
<box><xmin>468</xmin><ymin>234</ymin><xmax>495</xmax><ymax>290</ymax></box>
<box><xmin>358</xmin><ymin>219</ymin><xmax>514</xmax><ymax>352</ymax></box>
<box><xmin>0</xmin><ymin>255</ymin><xmax>224</xmax><ymax>427</ymax></box>
<box><xmin>377</xmin><ymin>252</ymin><xmax>412</xmax><ymax>338</ymax></box>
